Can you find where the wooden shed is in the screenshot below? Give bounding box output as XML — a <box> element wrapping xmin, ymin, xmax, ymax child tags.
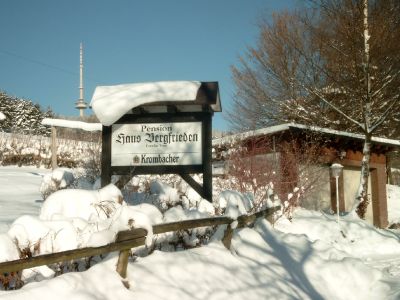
<box><xmin>213</xmin><ymin>123</ymin><xmax>400</xmax><ymax>228</ymax></box>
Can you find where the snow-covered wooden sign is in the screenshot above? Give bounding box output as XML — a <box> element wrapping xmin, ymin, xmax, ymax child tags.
<box><xmin>92</xmin><ymin>81</ymin><xmax>221</xmax><ymax>202</ymax></box>
<box><xmin>111</xmin><ymin>122</ymin><xmax>202</xmax><ymax>166</ymax></box>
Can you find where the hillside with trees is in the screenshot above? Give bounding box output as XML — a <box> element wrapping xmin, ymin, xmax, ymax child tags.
<box><xmin>0</xmin><ymin>91</ymin><xmax>54</xmax><ymax>136</ymax></box>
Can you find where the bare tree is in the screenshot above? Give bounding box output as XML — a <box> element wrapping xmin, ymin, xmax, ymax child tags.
<box><xmin>230</xmin><ymin>0</ymin><xmax>400</xmax><ymax>218</ymax></box>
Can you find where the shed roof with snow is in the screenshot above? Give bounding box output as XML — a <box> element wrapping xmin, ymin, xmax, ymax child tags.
<box><xmin>213</xmin><ymin>123</ymin><xmax>400</xmax><ymax>149</ymax></box>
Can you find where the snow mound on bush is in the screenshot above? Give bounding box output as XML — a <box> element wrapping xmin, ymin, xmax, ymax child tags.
<box><xmin>8</xmin><ymin>198</ymin><xmax>157</xmax><ymax>256</ymax></box>
<box><xmin>40</xmin><ymin>184</ymin><xmax>123</xmax><ymax>221</ymax></box>
<box><xmin>40</xmin><ymin>168</ymin><xmax>75</xmax><ymax>199</ymax></box>
<box><xmin>149</xmin><ymin>180</ymin><xmax>180</xmax><ymax>210</ymax></box>
<box><xmin>8</xmin><ymin>215</ymin><xmax>80</xmax><ymax>255</ymax></box>
<box><xmin>157</xmin><ymin>206</ymin><xmax>214</xmax><ymax>248</ymax></box>
<box><xmin>7</xmin><ymin>183</ymin><xmax>156</xmax><ymax>254</ymax></box>
<box><xmin>0</xmin><ymin>234</ymin><xmax>20</xmax><ymax>262</ymax></box>
<box><xmin>128</xmin><ymin>203</ymin><xmax>163</xmax><ymax>225</ymax></box>
<box><xmin>109</xmin><ymin>206</ymin><xmax>154</xmax><ymax>248</ymax></box>
<box><xmin>216</xmin><ymin>190</ymin><xmax>252</xmax><ymax>227</ymax></box>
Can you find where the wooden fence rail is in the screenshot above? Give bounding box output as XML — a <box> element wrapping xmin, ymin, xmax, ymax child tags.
<box><xmin>0</xmin><ymin>206</ymin><xmax>280</xmax><ymax>287</ymax></box>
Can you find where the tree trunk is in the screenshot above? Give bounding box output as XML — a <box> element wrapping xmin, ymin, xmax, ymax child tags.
<box><xmin>353</xmin><ymin>133</ymin><xmax>372</xmax><ymax>218</ymax></box>
<box><xmin>354</xmin><ymin>0</ymin><xmax>372</xmax><ymax>219</ymax></box>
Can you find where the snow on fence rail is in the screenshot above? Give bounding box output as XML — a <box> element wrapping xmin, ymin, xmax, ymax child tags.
<box><xmin>0</xmin><ymin>206</ymin><xmax>280</xmax><ymax>288</ymax></box>
<box><xmin>41</xmin><ymin>118</ymin><xmax>102</xmax><ymax>132</ymax></box>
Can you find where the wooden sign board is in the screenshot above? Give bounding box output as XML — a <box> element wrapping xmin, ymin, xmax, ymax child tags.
<box><xmin>111</xmin><ymin>122</ymin><xmax>202</xmax><ymax>166</ymax></box>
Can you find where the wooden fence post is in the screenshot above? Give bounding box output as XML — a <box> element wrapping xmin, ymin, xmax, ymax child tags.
<box><xmin>221</xmin><ymin>206</ymin><xmax>281</xmax><ymax>250</ymax></box>
<box><xmin>114</xmin><ymin>228</ymin><xmax>148</xmax><ymax>289</ymax></box>
<box><xmin>51</xmin><ymin>126</ymin><xmax>57</xmax><ymax>170</ymax></box>
<box><xmin>116</xmin><ymin>250</ymin><xmax>130</xmax><ymax>288</ymax></box>
<box><xmin>222</xmin><ymin>224</ymin><xmax>234</xmax><ymax>249</ymax></box>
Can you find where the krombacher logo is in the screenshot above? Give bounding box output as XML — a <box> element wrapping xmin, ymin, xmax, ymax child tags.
<box><xmin>139</xmin><ymin>154</ymin><xmax>179</xmax><ymax>164</ymax></box>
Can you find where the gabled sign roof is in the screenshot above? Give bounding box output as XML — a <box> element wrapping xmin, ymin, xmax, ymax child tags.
<box><xmin>91</xmin><ymin>81</ymin><xmax>221</xmax><ymax>126</ymax></box>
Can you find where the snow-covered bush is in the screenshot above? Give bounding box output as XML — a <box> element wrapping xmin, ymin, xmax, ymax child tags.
<box><xmin>0</xmin><ymin>132</ymin><xmax>101</xmax><ymax>170</ymax></box>
<box><xmin>213</xmin><ymin>134</ymin><xmax>325</xmax><ymax>219</ymax></box>
<box><xmin>149</xmin><ymin>180</ymin><xmax>181</xmax><ymax>211</ymax></box>
<box><xmin>40</xmin><ymin>168</ymin><xmax>75</xmax><ymax>199</ymax></box>
<box><xmin>0</xmin><ymin>234</ymin><xmax>22</xmax><ymax>290</ymax></box>
<box><xmin>114</xmin><ymin>175</ymin><xmax>220</xmax><ymax>250</ymax></box>
<box><xmin>8</xmin><ymin>215</ymin><xmax>80</xmax><ymax>256</ymax></box>
<box><xmin>0</xmin><ymin>133</ymin><xmax>47</xmax><ymax>167</ymax></box>
<box><xmin>155</xmin><ymin>205</ymin><xmax>215</xmax><ymax>250</ymax></box>
<box><xmin>215</xmin><ymin>190</ymin><xmax>252</xmax><ymax>215</ymax></box>
<box><xmin>0</xmin><ymin>182</ymin><xmax>162</xmax><ymax>287</ymax></box>
<box><xmin>123</xmin><ymin>175</ymin><xmax>212</xmax><ymax>213</ymax></box>
<box><xmin>40</xmin><ymin>167</ymin><xmax>102</xmax><ymax>199</ymax></box>
<box><xmin>0</xmin><ymin>234</ymin><xmax>20</xmax><ymax>262</ymax></box>
<box><xmin>40</xmin><ymin>184</ymin><xmax>123</xmax><ymax>221</ymax></box>
<box><xmin>5</xmin><ymin>161</ymin><xmax>294</xmax><ymax>288</ymax></box>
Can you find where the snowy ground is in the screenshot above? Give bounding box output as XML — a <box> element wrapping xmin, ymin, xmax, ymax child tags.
<box><xmin>1</xmin><ymin>166</ymin><xmax>400</xmax><ymax>299</ymax></box>
<box><xmin>0</xmin><ymin>166</ymin><xmax>50</xmax><ymax>233</ymax></box>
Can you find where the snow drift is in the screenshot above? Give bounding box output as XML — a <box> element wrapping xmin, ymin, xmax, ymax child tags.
<box><xmin>1</xmin><ymin>167</ymin><xmax>400</xmax><ymax>299</ymax></box>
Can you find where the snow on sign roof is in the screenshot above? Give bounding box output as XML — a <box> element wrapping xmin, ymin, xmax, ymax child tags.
<box><xmin>90</xmin><ymin>81</ymin><xmax>221</xmax><ymax>126</ymax></box>
<box><xmin>213</xmin><ymin>123</ymin><xmax>400</xmax><ymax>147</ymax></box>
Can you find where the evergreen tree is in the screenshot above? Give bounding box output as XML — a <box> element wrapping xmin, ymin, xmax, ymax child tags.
<box><xmin>0</xmin><ymin>91</ymin><xmax>54</xmax><ymax>135</ymax></box>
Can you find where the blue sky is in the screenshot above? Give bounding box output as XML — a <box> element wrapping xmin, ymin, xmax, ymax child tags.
<box><xmin>0</xmin><ymin>0</ymin><xmax>298</xmax><ymax>131</ymax></box>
